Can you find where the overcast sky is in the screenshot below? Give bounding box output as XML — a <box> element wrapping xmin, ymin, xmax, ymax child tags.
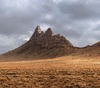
<box><xmin>0</xmin><ymin>0</ymin><xmax>100</xmax><ymax>54</ymax></box>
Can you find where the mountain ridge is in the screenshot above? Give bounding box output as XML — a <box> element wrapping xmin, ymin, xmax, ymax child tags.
<box><xmin>1</xmin><ymin>26</ymin><xmax>100</xmax><ymax>59</ymax></box>
<box><xmin>2</xmin><ymin>26</ymin><xmax>74</xmax><ymax>59</ymax></box>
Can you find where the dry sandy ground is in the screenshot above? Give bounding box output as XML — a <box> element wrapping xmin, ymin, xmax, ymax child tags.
<box><xmin>0</xmin><ymin>56</ymin><xmax>100</xmax><ymax>88</ymax></box>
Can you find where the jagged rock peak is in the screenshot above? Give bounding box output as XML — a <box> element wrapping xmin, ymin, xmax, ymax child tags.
<box><xmin>34</xmin><ymin>25</ymin><xmax>42</xmax><ymax>35</ymax></box>
<box><xmin>29</xmin><ymin>26</ymin><xmax>73</xmax><ymax>49</ymax></box>
<box><xmin>45</xmin><ymin>28</ymin><xmax>54</xmax><ymax>36</ymax></box>
<box><xmin>30</xmin><ymin>26</ymin><xmax>43</xmax><ymax>40</ymax></box>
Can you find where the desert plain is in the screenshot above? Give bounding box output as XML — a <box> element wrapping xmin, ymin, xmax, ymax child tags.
<box><xmin>0</xmin><ymin>56</ymin><xmax>100</xmax><ymax>88</ymax></box>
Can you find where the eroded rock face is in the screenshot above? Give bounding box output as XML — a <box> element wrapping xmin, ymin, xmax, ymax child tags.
<box><xmin>44</xmin><ymin>28</ymin><xmax>54</xmax><ymax>36</ymax></box>
<box><xmin>30</xmin><ymin>26</ymin><xmax>44</xmax><ymax>40</ymax></box>
<box><xmin>29</xmin><ymin>26</ymin><xmax>73</xmax><ymax>49</ymax></box>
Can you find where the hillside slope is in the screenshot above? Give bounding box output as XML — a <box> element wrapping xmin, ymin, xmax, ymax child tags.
<box><xmin>2</xmin><ymin>26</ymin><xmax>74</xmax><ymax>59</ymax></box>
<box><xmin>1</xmin><ymin>26</ymin><xmax>100</xmax><ymax>60</ymax></box>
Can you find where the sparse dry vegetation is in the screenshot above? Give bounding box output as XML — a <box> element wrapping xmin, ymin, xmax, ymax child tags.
<box><xmin>0</xmin><ymin>56</ymin><xmax>100</xmax><ymax>88</ymax></box>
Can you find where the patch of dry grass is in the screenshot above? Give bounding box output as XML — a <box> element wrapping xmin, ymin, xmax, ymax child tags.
<box><xmin>0</xmin><ymin>56</ymin><xmax>100</xmax><ymax>88</ymax></box>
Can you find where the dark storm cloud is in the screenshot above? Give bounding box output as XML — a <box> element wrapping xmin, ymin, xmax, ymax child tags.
<box><xmin>0</xmin><ymin>0</ymin><xmax>100</xmax><ymax>54</ymax></box>
<box><xmin>58</xmin><ymin>0</ymin><xmax>100</xmax><ymax>20</ymax></box>
<box><xmin>0</xmin><ymin>0</ymin><xmax>40</xmax><ymax>34</ymax></box>
<box><xmin>59</xmin><ymin>1</ymin><xmax>92</xmax><ymax>20</ymax></box>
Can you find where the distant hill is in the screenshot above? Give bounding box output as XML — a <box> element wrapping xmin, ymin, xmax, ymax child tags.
<box><xmin>73</xmin><ymin>42</ymin><xmax>100</xmax><ymax>56</ymax></box>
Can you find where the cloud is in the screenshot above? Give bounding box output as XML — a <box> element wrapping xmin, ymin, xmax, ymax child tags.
<box><xmin>58</xmin><ymin>0</ymin><xmax>100</xmax><ymax>20</ymax></box>
<box><xmin>0</xmin><ymin>33</ymin><xmax>29</xmax><ymax>53</ymax></box>
<box><xmin>0</xmin><ymin>0</ymin><xmax>100</xmax><ymax>54</ymax></box>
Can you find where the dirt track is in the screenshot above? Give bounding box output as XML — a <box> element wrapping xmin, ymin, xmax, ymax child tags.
<box><xmin>0</xmin><ymin>56</ymin><xmax>100</xmax><ymax>88</ymax></box>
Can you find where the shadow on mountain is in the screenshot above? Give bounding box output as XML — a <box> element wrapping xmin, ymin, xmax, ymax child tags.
<box><xmin>0</xmin><ymin>26</ymin><xmax>100</xmax><ymax>61</ymax></box>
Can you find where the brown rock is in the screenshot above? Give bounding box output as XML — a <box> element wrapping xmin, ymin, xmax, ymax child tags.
<box><xmin>44</xmin><ymin>28</ymin><xmax>53</xmax><ymax>36</ymax></box>
<box><xmin>3</xmin><ymin>25</ymin><xmax>74</xmax><ymax>58</ymax></box>
<box><xmin>30</xmin><ymin>26</ymin><xmax>44</xmax><ymax>40</ymax></box>
<box><xmin>29</xmin><ymin>26</ymin><xmax>73</xmax><ymax>49</ymax></box>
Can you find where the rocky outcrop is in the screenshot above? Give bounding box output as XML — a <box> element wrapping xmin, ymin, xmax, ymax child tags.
<box><xmin>44</xmin><ymin>28</ymin><xmax>54</xmax><ymax>36</ymax></box>
<box><xmin>29</xmin><ymin>26</ymin><xmax>73</xmax><ymax>49</ymax></box>
<box><xmin>3</xmin><ymin>25</ymin><xmax>100</xmax><ymax>59</ymax></box>
<box><xmin>30</xmin><ymin>26</ymin><xmax>44</xmax><ymax>40</ymax></box>
<box><xmin>3</xmin><ymin>25</ymin><xmax>74</xmax><ymax>58</ymax></box>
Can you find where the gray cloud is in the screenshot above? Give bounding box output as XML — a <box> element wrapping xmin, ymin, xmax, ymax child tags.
<box><xmin>58</xmin><ymin>0</ymin><xmax>100</xmax><ymax>20</ymax></box>
<box><xmin>0</xmin><ymin>0</ymin><xmax>100</xmax><ymax>54</ymax></box>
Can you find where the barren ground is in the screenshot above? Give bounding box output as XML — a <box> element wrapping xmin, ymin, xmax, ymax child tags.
<box><xmin>0</xmin><ymin>56</ymin><xmax>100</xmax><ymax>88</ymax></box>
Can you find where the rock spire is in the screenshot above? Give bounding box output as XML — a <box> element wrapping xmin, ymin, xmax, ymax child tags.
<box><xmin>29</xmin><ymin>26</ymin><xmax>73</xmax><ymax>49</ymax></box>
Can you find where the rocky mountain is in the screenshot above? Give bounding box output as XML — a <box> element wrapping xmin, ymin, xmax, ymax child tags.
<box><xmin>29</xmin><ymin>26</ymin><xmax>73</xmax><ymax>49</ymax></box>
<box><xmin>1</xmin><ymin>26</ymin><xmax>100</xmax><ymax>60</ymax></box>
<box><xmin>3</xmin><ymin>26</ymin><xmax>74</xmax><ymax>58</ymax></box>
